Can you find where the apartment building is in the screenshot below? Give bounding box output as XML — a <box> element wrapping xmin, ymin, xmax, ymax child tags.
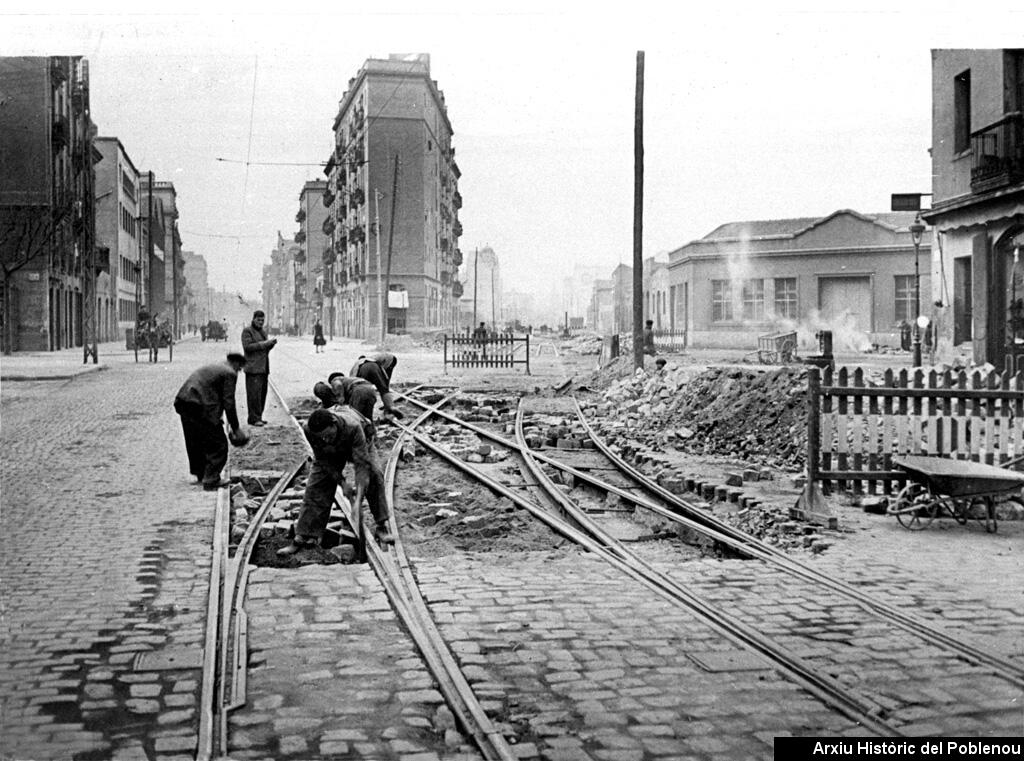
<box><xmin>141</xmin><ymin>178</ymin><xmax>183</xmax><ymax>334</ymax></box>
<box><xmin>0</xmin><ymin>56</ymin><xmax>98</xmax><ymax>352</ymax></box>
<box><xmin>322</xmin><ymin>53</ymin><xmax>463</xmax><ymax>338</ymax></box>
<box><xmin>293</xmin><ymin>180</ymin><xmax>329</xmax><ymax>335</ymax></box>
<box><xmin>923</xmin><ymin>49</ymin><xmax>1024</xmax><ymax>373</ymax></box>
<box><xmin>94</xmin><ymin>137</ymin><xmax>144</xmax><ymax>342</ymax></box>
<box><xmin>182</xmin><ymin>250</ymin><xmax>209</xmax><ymax>328</ymax></box>
<box><xmin>262</xmin><ymin>232</ymin><xmax>298</xmax><ymax>334</ymax></box>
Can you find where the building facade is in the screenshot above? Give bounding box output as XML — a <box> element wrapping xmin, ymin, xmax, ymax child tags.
<box><xmin>262</xmin><ymin>232</ymin><xmax>297</xmax><ymax>334</ymax></box>
<box><xmin>458</xmin><ymin>246</ymin><xmax>501</xmax><ymax>330</ymax></box>
<box><xmin>643</xmin><ymin>257</ymin><xmax>671</xmax><ymax>329</ymax></box>
<box><xmin>667</xmin><ymin>210</ymin><xmax>929</xmax><ymax>351</ymax></box>
<box><xmin>293</xmin><ymin>180</ymin><xmax>328</xmax><ymax>335</ymax></box>
<box><xmin>923</xmin><ymin>49</ymin><xmax>1024</xmax><ymax>373</ymax></box>
<box><xmin>182</xmin><ymin>251</ymin><xmax>209</xmax><ymax>329</ymax></box>
<box><xmin>145</xmin><ymin>179</ymin><xmax>183</xmax><ymax>336</ymax></box>
<box><xmin>94</xmin><ymin>136</ymin><xmax>143</xmax><ymax>343</ymax></box>
<box><xmin>322</xmin><ymin>53</ymin><xmax>463</xmax><ymax>338</ymax></box>
<box><xmin>0</xmin><ymin>56</ymin><xmax>98</xmax><ymax>352</ymax></box>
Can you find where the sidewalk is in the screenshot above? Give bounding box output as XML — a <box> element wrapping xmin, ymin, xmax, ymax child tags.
<box><xmin>0</xmin><ymin>337</ymin><xmax>236</xmax><ymax>760</ymax></box>
<box><xmin>0</xmin><ymin>335</ymin><xmax>206</xmax><ymax>382</ymax></box>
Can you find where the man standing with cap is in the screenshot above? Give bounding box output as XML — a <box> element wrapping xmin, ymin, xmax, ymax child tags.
<box><xmin>241</xmin><ymin>310</ymin><xmax>277</xmax><ymax>426</ymax></box>
<box><xmin>173</xmin><ymin>353</ymin><xmax>248</xmax><ymax>490</ymax></box>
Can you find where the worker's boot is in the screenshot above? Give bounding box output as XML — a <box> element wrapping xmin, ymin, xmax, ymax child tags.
<box><xmin>374</xmin><ymin>521</ymin><xmax>395</xmax><ymax>544</ymax></box>
<box><xmin>276</xmin><ymin>538</ymin><xmax>312</xmax><ymax>557</ymax></box>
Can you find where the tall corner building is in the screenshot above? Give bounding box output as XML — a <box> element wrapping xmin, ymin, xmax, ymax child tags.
<box><xmin>324</xmin><ymin>53</ymin><xmax>463</xmax><ymax>338</ymax></box>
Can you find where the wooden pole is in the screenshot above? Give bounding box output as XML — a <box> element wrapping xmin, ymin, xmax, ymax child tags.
<box><xmin>384</xmin><ymin>154</ymin><xmax>399</xmax><ymax>334</ymax></box>
<box><xmin>632</xmin><ymin>51</ymin><xmax>645</xmax><ymax>371</ymax></box>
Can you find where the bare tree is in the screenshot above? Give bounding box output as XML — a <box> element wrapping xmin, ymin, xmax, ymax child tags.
<box><xmin>0</xmin><ymin>204</ymin><xmax>69</xmax><ymax>354</ymax></box>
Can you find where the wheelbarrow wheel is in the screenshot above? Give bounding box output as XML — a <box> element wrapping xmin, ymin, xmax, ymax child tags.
<box><xmin>892</xmin><ymin>482</ymin><xmax>939</xmax><ymax>530</ymax></box>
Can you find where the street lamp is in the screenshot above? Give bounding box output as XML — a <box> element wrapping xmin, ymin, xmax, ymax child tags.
<box><xmin>910</xmin><ymin>215</ymin><xmax>927</xmax><ymax>367</ymax></box>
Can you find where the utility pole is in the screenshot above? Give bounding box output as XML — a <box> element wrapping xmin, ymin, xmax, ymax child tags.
<box><xmin>374</xmin><ymin>190</ymin><xmax>384</xmax><ymax>344</ymax></box>
<box><xmin>491</xmin><ymin>261</ymin><xmax>495</xmax><ymax>329</ymax></box>
<box><xmin>632</xmin><ymin>51</ymin><xmax>645</xmax><ymax>371</ymax></box>
<box><xmin>147</xmin><ymin>171</ymin><xmax>154</xmax><ymax>313</ymax></box>
<box><xmin>172</xmin><ymin>224</ymin><xmax>179</xmax><ymax>340</ymax></box>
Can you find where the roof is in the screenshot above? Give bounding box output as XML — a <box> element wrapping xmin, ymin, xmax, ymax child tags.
<box><xmin>700</xmin><ymin>210</ymin><xmax>921</xmax><ymax>242</ymax></box>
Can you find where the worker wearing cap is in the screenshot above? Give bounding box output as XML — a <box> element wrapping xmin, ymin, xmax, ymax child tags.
<box><xmin>277</xmin><ymin>407</ymin><xmax>393</xmax><ymax>555</ymax></box>
<box><xmin>349</xmin><ymin>353</ymin><xmax>403</xmax><ymax>419</ymax></box>
<box><xmin>325</xmin><ymin>372</ymin><xmax>379</xmax><ymax>423</ymax></box>
<box><xmin>173</xmin><ymin>352</ymin><xmax>248</xmax><ymax>491</ymax></box>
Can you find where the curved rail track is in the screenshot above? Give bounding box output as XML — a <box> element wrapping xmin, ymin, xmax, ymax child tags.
<box><xmin>199</xmin><ymin>379</ymin><xmax>1023</xmax><ymax>760</ymax></box>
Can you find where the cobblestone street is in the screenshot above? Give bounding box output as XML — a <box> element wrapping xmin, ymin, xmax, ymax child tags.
<box><xmin>2</xmin><ymin>337</ymin><xmax>1022</xmax><ymax>761</ymax></box>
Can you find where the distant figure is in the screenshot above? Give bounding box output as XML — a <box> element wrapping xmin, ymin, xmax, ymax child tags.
<box><xmin>473</xmin><ymin>321</ymin><xmax>487</xmax><ymax>343</ymax></box>
<box><xmin>313</xmin><ymin>320</ymin><xmax>326</xmax><ymax>353</ymax></box>
<box><xmin>241</xmin><ymin>310</ymin><xmax>277</xmax><ymax>427</ymax></box>
<box><xmin>643</xmin><ymin>319</ymin><xmax>656</xmax><ymax>356</ymax></box>
<box><xmin>173</xmin><ymin>352</ymin><xmax>247</xmax><ymax>490</ymax></box>
<box><xmin>654</xmin><ymin>357</ymin><xmax>667</xmax><ymax>373</ymax></box>
<box><xmin>200</xmin><ymin>323</ymin><xmax>207</xmax><ymax>342</ymax></box>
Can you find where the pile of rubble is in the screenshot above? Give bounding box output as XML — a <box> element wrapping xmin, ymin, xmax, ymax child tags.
<box><xmin>586</xmin><ymin>364</ymin><xmax>810</xmax><ymax>469</ymax></box>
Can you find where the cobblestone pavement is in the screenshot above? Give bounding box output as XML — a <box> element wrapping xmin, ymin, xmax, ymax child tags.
<box><xmin>4</xmin><ymin>337</ymin><xmax>1021</xmax><ymax>761</ymax></box>
<box><xmin>0</xmin><ymin>339</ymin><xmax>244</xmax><ymax>761</ymax></box>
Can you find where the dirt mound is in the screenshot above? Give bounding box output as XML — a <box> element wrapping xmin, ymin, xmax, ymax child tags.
<box><xmin>587</xmin><ymin>364</ymin><xmax>810</xmax><ymax>469</ymax></box>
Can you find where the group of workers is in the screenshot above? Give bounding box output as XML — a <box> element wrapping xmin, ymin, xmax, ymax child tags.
<box><xmin>172</xmin><ymin>310</ymin><xmax>405</xmax><ymax>557</ymax></box>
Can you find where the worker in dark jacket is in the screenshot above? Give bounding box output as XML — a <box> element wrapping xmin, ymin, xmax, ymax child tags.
<box><xmin>326</xmin><ymin>372</ymin><xmax>378</xmax><ymax>423</ymax></box>
<box><xmin>349</xmin><ymin>353</ymin><xmax>403</xmax><ymax>419</ymax></box>
<box><xmin>241</xmin><ymin>310</ymin><xmax>277</xmax><ymax>426</ymax></box>
<box><xmin>174</xmin><ymin>353</ymin><xmax>247</xmax><ymax>490</ymax></box>
<box><xmin>277</xmin><ymin>407</ymin><xmax>393</xmax><ymax>555</ymax></box>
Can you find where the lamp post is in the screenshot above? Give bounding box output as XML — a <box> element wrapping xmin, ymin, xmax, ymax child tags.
<box><xmin>910</xmin><ymin>216</ymin><xmax>927</xmax><ymax>368</ymax></box>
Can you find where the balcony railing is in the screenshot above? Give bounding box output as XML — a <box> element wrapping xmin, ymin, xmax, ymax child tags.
<box><xmin>453</xmin><ymin>220</ymin><xmax>463</xmax><ymax>238</ymax></box>
<box><xmin>453</xmin><ymin>248</ymin><xmax>463</xmax><ymax>266</ymax></box>
<box><xmin>351</xmin><ymin>188</ymin><xmax>365</xmax><ymax>206</ymax></box>
<box><xmin>295</xmin><ymin>209</ymin><xmax>306</xmax><ymax>223</ymax></box>
<box><xmin>322</xmin><ymin>217</ymin><xmax>336</xmax><ymax>235</ymax></box>
<box><xmin>294</xmin><ymin>231</ymin><xmax>307</xmax><ymax>244</ymax></box>
<box><xmin>323</xmin><ymin>190</ymin><xmax>335</xmax><ymax>208</ymax></box>
<box><xmin>971</xmin><ymin>113</ymin><xmax>1024</xmax><ymax>194</ymax></box>
<box><xmin>453</xmin><ymin>190</ymin><xmax>462</xmax><ymax>209</ymax></box>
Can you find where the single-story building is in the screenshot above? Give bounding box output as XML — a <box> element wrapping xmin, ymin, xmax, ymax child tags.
<box><xmin>667</xmin><ymin>209</ymin><xmax>931</xmax><ymax>352</ymax></box>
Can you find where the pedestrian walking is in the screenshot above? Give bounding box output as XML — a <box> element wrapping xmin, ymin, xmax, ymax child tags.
<box><xmin>643</xmin><ymin>319</ymin><xmax>657</xmax><ymax>356</ymax></box>
<box><xmin>241</xmin><ymin>310</ymin><xmax>277</xmax><ymax>426</ymax></box>
<box><xmin>173</xmin><ymin>353</ymin><xmax>248</xmax><ymax>491</ymax></box>
<box><xmin>349</xmin><ymin>353</ymin><xmax>404</xmax><ymax>419</ymax></box>
<box><xmin>313</xmin><ymin>320</ymin><xmax>326</xmax><ymax>353</ymax></box>
<box><xmin>277</xmin><ymin>407</ymin><xmax>393</xmax><ymax>556</ymax></box>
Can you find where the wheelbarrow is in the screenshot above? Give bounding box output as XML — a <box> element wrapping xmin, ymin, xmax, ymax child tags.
<box><xmin>887</xmin><ymin>455</ymin><xmax>1024</xmax><ymax>533</ymax></box>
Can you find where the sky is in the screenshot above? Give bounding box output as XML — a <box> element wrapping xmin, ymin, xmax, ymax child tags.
<box><xmin>3</xmin><ymin>2</ymin><xmax>1023</xmax><ymax>304</ymax></box>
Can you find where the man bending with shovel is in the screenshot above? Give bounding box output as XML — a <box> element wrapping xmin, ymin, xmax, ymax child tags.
<box><xmin>277</xmin><ymin>407</ymin><xmax>393</xmax><ymax>556</ymax></box>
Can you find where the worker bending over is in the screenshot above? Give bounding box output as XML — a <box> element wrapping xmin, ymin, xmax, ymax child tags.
<box><xmin>277</xmin><ymin>407</ymin><xmax>393</xmax><ymax>556</ymax></box>
<box><xmin>350</xmin><ymin>353</ymin><xmax>404</xmax><ymax>419</ymax></box>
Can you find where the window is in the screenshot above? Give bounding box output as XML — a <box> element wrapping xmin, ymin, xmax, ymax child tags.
<box><xmin>954</xmin><ymin>69</ymin><xmax>971</xmax><ymax>154</ymax></box>
<box><xmin>711</xmin><ymin>280</ymin><xmax>733</xmax><ymax>322</ymax></box>
<box><xmin>895</xmin><ymin>275</ymin><xmax>915</xmax><ymax>324</ymax></box>
<box><xmin>774</xmin><ymin>277</ymin><xmax>798</xmax><ymax>319</ymax></box>
<box><xmin>741</xmin><ymin>279</ymin><xmax>765</xmax><ymax>321</ymax></box>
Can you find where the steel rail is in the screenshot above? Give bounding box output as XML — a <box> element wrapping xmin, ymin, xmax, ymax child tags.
<box><xmin>569</xmin><ymin>397</ymin><xmax>1024</xmax><ymax>686</ymax></box>
<box><xmin>195</xmin><ymin>484</ymin><xmax>230</xmax><ymax>761</ymax></box>
<box><xmin>397</xmin><ymin>389</ymin><xmax>1024</xmax><ymax>686</ymax></box>
<box><xmin>376</xmin><ymin>392</ymin><xmax>520</xmax><ymax>761</ymax></box>
<box><xmin>393</xmin><ymin>418</ymin><xmax>901</xmax><ymax>736</ymax></box>
<box><xmin>219</xmin><ymin>458</ymin><xmax>306</xmax><ymax>740</ymax></box>
<box><xmin>277</xmin><ymin>384</ymin><xmax>519</xmax><ymax>761</ymax></box>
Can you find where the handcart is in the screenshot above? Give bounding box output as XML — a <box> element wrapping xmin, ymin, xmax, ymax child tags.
<box><xmin>748</xmin><ymin>330</ymin><xmax>798</xmax><ymax>364</ymax></box>
<box><xmin>887</xmin><ymin>455</ymin><xmax>1024</xmax><ymax>534</ymax></box>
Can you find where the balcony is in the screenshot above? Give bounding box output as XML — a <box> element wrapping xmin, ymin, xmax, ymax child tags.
<box><xmin>295</xmin><ymin>209</ymin><xmax>306</xmax><ymax>223</ymax></box>
<box><xmin>453</xmin><ymin>248</ymin><xmax>463</xmax><ymax>266</ymax></box>
<box><xmin>293</xmin><ymin>249</ymin><xmax>306</xmax><ymax>264</ymax></box>
<box><xmin>294</xmin><ymin>230</ymin><xmax>306</xmax><ymax>244</ymax></box>
<box><xmin>451</xmin><ymin>280</ymin><xmax>463</xmax><ymax>298</ymax></box>
<box><xmin>453</xmin><ymin>190</ymin><xmax>462</xmax><ymax>209</ymax></box>
<box><xmin>351</xmin><ymin>188</ymin><xmax>365</xmax><ymax>206</ymax></box>
<box><xmin>349</xmin><ymin>225</ymin><xmax>365</xmax><ymax>244</ymax></box>
<box><xmin>322</xmin><ymin>190</ymin><xmax>335</xmax><ymax>208</ymax></box>
<box><xmin>322</xmin><ymin>248</ymin><xmax>335</xmax><ymax>265</ymax></box>
<box><xmin>452</xmin><ymin>219</ymin><xmax>463</xmax><ymax>238</ymax></box>
<box><xmin>322</xmin><ymin>217</ymin><xmax>336</xmax><ymax>236</ymax></box>
<box><xmin>971</xmin><ymin>113</ymin><xmax>1024</xmax><ymax>194</ymax></box>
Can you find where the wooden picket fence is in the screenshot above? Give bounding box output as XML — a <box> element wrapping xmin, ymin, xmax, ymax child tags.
<box><xmin>807</xmin><ymin>366</ymin><xmax>1024</xmax><ymax>495</ymax></box>
<box><xmin>444</xmin><ymin>333</ymin><xmax>531</xmax><ymax>373</ymax></box>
